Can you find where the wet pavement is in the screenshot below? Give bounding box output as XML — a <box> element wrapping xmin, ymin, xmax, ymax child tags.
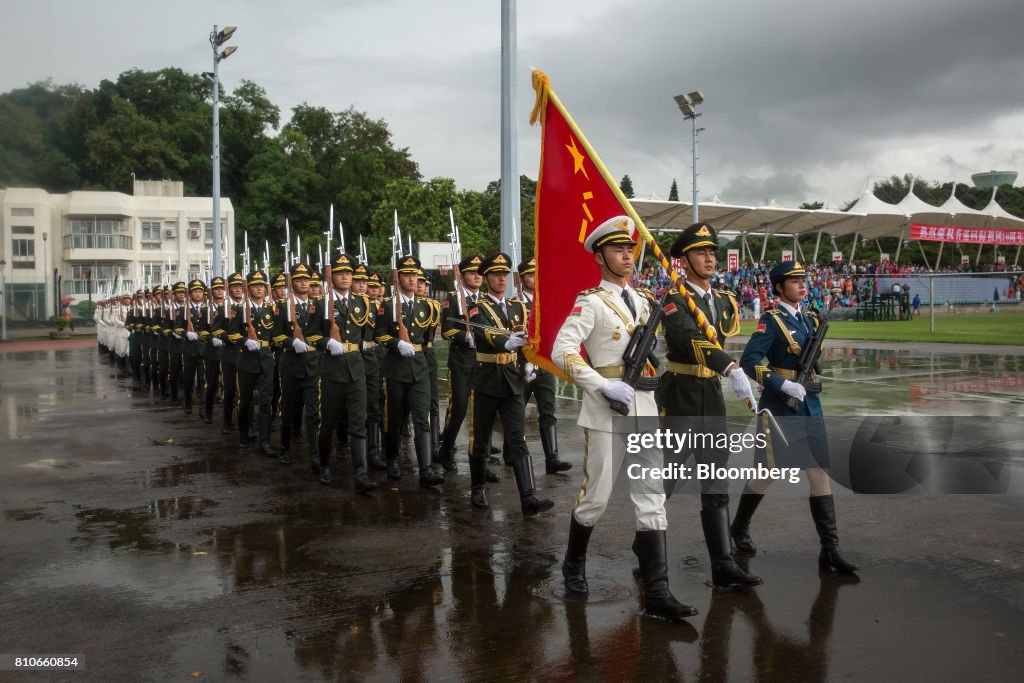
<box><xmin>1</xmin><ymin>341</ymin><xmax>1023</xmax><ymax>681</ymax></box>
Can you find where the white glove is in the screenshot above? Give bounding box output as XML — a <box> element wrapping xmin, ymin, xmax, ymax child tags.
<box><xmin>291</xmin><ymin>338</ymin><xmax>309</xmax><ymax>354</ymax></box>
<box><xmin>116</xmin><ymin>321</ymin><xmax>125</xmax><ymax>328</ymax></box>
<box><xmin>466</xmin><ymin>331</ymin><xmax>475</xmax><ymax>349</ymax></box>
<box><xmin>599</xmin><ymin>380</ymin><xmax>635</xmax><ymax>405</ymax></box>
<box><xmin>327</xmin><ymin>338</ymin><xmax>345</xmax><ymax>356</ymax></box>
<box><xmin>728</xmin><ymin>367</ymin><xmax>756</xmax><ymax>405</ymax></box>
<box><xmin>524</xmin><ymin>362</ymin><xmax>537</xmax><ymax>383</ymax></box>
<box><xmin>185</xmin><ymin>331</ymin><xmax>198</xmax><ymax>341</ymax></box>
<box><xmin>211</xmin><ymin>337</ymin><xmax>224</xmax><ymax>348</ymax></box>
<box><xmin>781</xmin><ymin>379</ymin><xmax>807</xmax><ymax>402</ymax></box>
<box><xmin>397</xmin><ymin>339</ymin><xmax>416</xmax><ymax>357</ymax></box>
<box><xmin>244</xmin><ymin>339</ymin><xmax>260</xmax><ymax>352</ymax></box>
<box><xmin>504</xmin><ymin>331</ymin><xmax>528</xmax><ymax>351</ymax></box>
<box><xmin>172</xmin><ymin>332</ymin><xmax>182</xmax><ymax>340</ymax></box>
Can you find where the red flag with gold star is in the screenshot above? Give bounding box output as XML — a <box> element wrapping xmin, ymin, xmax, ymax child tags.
<box><xmin>524</xmin><ymin>70</ymin><xmax>643</xmax><ymax>380</ymax></box>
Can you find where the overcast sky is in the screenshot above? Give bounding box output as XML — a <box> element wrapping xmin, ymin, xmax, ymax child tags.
<box><xmin>3</xmin><ymin>0</ymin><xmax>1023</xmax><ymax>208</ymax></box>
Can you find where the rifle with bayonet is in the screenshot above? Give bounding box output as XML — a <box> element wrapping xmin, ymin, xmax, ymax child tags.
<box><xmin>325</xmin><ymin>206</ymin><xmax>341</xmax><ymax>343</ymax></box>
<box><xmin>391</xmin><ymin>211</ymin><xmax>411</xmax><ymax>344</ymax></box>
<box><xmin>448</xmin><ymin>207</ymin><xmax>470</xmax><ymax>336</ymax></box>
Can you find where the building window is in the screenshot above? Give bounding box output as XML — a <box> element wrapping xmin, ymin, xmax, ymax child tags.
<box><xmin>63</xmin><ymin>219</ymin><xmax>132</xmax><ymax>250</ymax></box>
<box><xmin>65</xmin><ymin>264</ymin><xmax>130</xmax><ymax>294</ymax></box>
<box><xmin>12</xmin><ymin>238</ymin><xmax>35</xmax><ymax>257</ymax></box>
<box><xmin>10</xmin><ymin>207</ymin><xmax>34</xmax><ymax>217</ymax></box>
<box><xmin>141</xmin><ymin>221</ymin><xmax>161</xmax><ymax>250</ymax></box>
<box><xmin>13</xmin><ymin>261</ymin><xmax>35</xmax><ymax>269</ymax></box>
<box><xmin>11</xmin><ymin>225</ymin><xmax>34</xmax><ymax>234</ymax></box>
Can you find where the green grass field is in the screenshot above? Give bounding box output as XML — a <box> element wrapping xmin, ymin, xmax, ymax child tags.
<box><xmin>737</xmin><ymin>312</ymin><xmax>1024</xmax><ymax>345</ymax></box>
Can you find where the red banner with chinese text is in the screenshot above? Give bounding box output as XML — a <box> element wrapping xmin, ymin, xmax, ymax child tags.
<box><xmin>911</xmin><ymin>223</ymin><xmax>1024</xmax><ymax>245</ymax></box>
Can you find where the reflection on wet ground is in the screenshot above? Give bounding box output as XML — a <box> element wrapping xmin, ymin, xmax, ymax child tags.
<box><xmin>1</xmin><ymin>343</ymin><xmax>1023</xmax><ymax>679</ymax></box>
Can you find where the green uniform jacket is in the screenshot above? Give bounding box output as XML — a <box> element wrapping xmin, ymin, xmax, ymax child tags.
<box><xmin>173</xmin><ymin>303</ymin><xmax>204</xmax><ymax>358</ymax></box>
<box><xmin>441</xmin><ymin>290</ymin><xmax>479</xmax><ymax>376</ymax></box>
<box><xmin>320</xmin><ymin>290</ymin><xmax>371</xmax><ymax>383</ymax></box>
<box><xmin>374</xmin><ymin>294</ymin><xmax>433</xmax><ymax>383</ymax></box>
<box><xmin>272</xmin><ymin>297</ymin><xmax>325</xmax><ymax>379</ymax></box>
<box><xmin>470</xmin><ymin>295</ymin><xmax>527</xmax><ymax>398</ymax></box>
<box><xmin>226</xmin><ymin>301</ymin><xmax>277</xmax><ymax>374</ymax></box>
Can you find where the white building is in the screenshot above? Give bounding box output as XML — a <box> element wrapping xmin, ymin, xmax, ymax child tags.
<box><xmin>0</xmin><ymin>180</ymin><xmax>234</xmax><ymax>322</ymax></box>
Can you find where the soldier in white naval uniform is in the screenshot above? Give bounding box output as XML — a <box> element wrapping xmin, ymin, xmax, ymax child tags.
<box><xmin>552</xmin><ymin>215</ymin><xmax>697</xmax><ymax>623</ymax></box>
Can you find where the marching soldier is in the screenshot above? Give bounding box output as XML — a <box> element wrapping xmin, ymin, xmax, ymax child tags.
<box><xmin>317</xmin><ymin>253</ymin><xmax>377</xmax><ymax>492</ymax></box>
<box><xmin>272</xmin><ymin>264</ymin><xmax>323</xmax><ymax>467</ymax></box>
<box><xmin>138</xmin><ymin>290</ymin><xmax>153</xmax><ymax>389</ymax></box>
<box><xmin>226</xmin><ymin>270</ymin><xmax>277</xmax><ymax>456</ymax></box>
<box><xmin>217</xmin><ymin>272</ymin><xmax>246</xmax><ymax>436</ymax></box>
<box><xmin>128</xmin><ymin>290</ymin><xmax>144</xmax><ymax>383</ymax></box>
<box><xmin>270</xmin><ymin>272</ymin><xmax>288</xmax><ymax>432</ymax></box>
<box><xmin>517</xmin><ymin>257</ymin><xmax>571</xmax><ymax>474</ymax></box>
<box><xmin>417</xmin><ymin>270</ymin><xmax>444</xmax><ymax>462</ymax></box>
<box><xmin>156</xmin><ymin>286</ymin><xmax>172</xmax><ymax>398</ymax></box>
<box><xmin>552</xmin><ymin>215</ymin><xmax>696</xmax><ymax>622</ymax></box>
<box><xmin>174</xmin><ymin>279</ymin><xmax>207</xmax><ymax>415</ymax></box>
<box><xmin>466</xmin><ymin>251</ymin><xmax>553</xmax><ymax>515</ymax></box>
<box><xmin>657</xmin><ymin>222</ymin><xmax>762</xmax><ymax>589</ymax></box>
<box><xmin>353</xmin><ymin>265</ymin><xmax>386</xmax><ymax>470</ymax></box>
<box><xmin>437</xmin><ymin>255</ymin><xmax>484</xmax><ymax>472</ymax></box>
<box><xmin>366</xmin><ymin>271</ymin><xmax>389</xmax><ymax>470</ymax></box>
<box><xmin>735</xmin><ymin>261</ymin><xmax>858</xmax><ymax>574</ymax></box>
<box><xmin>167</xmin><ymin>281</ymin><xmax>188</xmax><ymax>405</ymax></box>
<box><xmin>148</xmin><ymin>287</ymin><xmax>164</xmax><ymax>394</ymax></box>
<box><xmin>374</xmin><ymin>255</ymin><xmax>444</xmax><ymax>487</ymax></box>
<box><xmin>197</xmin><ymin>276</ymin><xmax>226</xmax><ymax>424</ymax></box>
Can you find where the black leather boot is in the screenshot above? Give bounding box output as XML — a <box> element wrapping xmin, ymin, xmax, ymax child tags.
<box><xmin>809</xmin><ymin>495</ymin><xmax>859</xmax><ymax>573</ymax></box>
<box><xmin>562</xmin><ymin>515</ymin><xmax>594</xmax><ymax>595</ymax></box>
<box><xmin>416</xmin><ymin>432</ymin><xmax>444</xmax><ymax>487</ymax></box>
<box><xmin>278</xmin><ymin>437</ymin><xmax>292</xmax><ymax>465</ymax></box>
<box><xmin>169</xmin><ymin>380</ymin><xmax>180</xmax><ymax>406</ymax></box>
<box><xmin>436</xmin><ymin>438</ymin><xmax>458</xmax><ymax>473</ymax></box>
<box><xmin>221</xmin><ymin>402</ymin><xmax>234</xmax><ymax>436</ymax></box>
<box><xmin>238</xmin><ymin>417</ymin><xmax>249</xmax><ymax>450</ymax></box>
<box><xmin>430</xmin><ymin>407</ymin><xmax>441</xmax><ymax>461</ymax></box>
<box><xmin>540</xmin><ymin>423</ymin><xmax>572</xmax><ymax>473</ymax></box>
<box><xmin>258</xmin><ymin>412</ymin><xmax>275</xmax><ymax>457</ymax></box>
<box><xmin>469</xmin><ymin>456</ymin><xmax>488</xmax><ymax>508</ymax></box>
<box><xmin>632</xmin><ymin>530</ymin><xmax>699</xmax><ymax>621</ymax></box>
<box><xmin>183</xmin><ymin>388</ymin><xmax>192</xmax><ymax>415</ymax></box>
<box><xmin>701</xmin><ymin>507</ymin><xmax>763</xmax><ymax>588</ymax></box>
<box><xmin>350</xmin><ymin>438</ymin><xmax>377</xmax><ymax>494</ymax></box>
<box><xmin>731</xmin><ymin>492</ymin><xmax>764</xmax><ymax>555</ymax></box>
<box><xmin>511</xmin><ymin>455</ymin><xmax>554</xmax><ymax>516</ymax></box>
<box><xmin>317</xmin><ymin>444</ymin><xmax>331</xmax><ymax>485</ymax></box>
<box><xmin>368</xmin><ymin>425</ymin><xmax>387</xmax><ymax>471</ymax></box>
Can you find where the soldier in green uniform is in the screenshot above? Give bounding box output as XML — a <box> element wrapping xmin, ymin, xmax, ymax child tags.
<box><xmin>467</xmin><ymin>252</ymin><xmax>554</xmax><ymax>515</ymax></box>
<box><xmin>270</xmin><ymin>272</ymin><xmax>288</xmax><ymax>433</ymax></box>
<box><xmin>516</xmin><ymin>257</ymin><xmax>571</xmax><ymax>474</ymax></box>
<box><xmin>226</xmin><ymin>270</ymin><xmax>277</xmax><ymax>456</ymax></box>
<box><xmin>148</xmin><ymin>287</ymin><xmax>163</xmax><ymax>393</ymax></box>
<box><xmin>417</xmin><ymin>270</ymin><xmax>444</xmax><ymax>462</ymax></box>
<box><xmin>137</xmin><ymin>290</ymin><xmax>152</xmax><ymax>389</ymax></box>
<box><xmin>657</xmin><ymin>222</ymin><xmax>762</xmax><ymax>589</ymax></box>
<box><xmin>437</xmin><ymin>255</ymin><xmax>486</xmax><ymax>473</ymax></box>
<box><xmin>374</xmin><ymin>255</ymin><xmax>445</xmax><ymax>487</ymax></box>
<box><xmin>353</xmin><ymin>265</ymin><xmax>386</xmax><ymax>470</ymax></box>
<box><xmin>164</xmin><ymin>282</ymin><xmax>187</xmax><ymax>404</ymax></box>
<box><xmin>156</xmin><ymin>286</ymin><xmax>173</xmax><ymax>399</ymax></box>
<box><xmin>366</xmin><ymin>271</ymin><xmax>389</xmax><ymax>470</ymax></box>
<box><xmin>272</xmin><ymin>264</ymin><xmax>324</xmax><ymax>466</ymax></box>
<box><xmin>317</xmin><ymin>253</ymin><xmax>377</xmax><ymax>492</ymax></box>
<box><xmin>174</xmin><ymin>279</ymin><xmax>207</xmax><ymax>415</ymax></box>
<box><xmin>217</xmin><ymin>272</ymin><xmax>245</xmax><ymax>435</ymax></box>
<box><xmin>198</xmin><ymin>276</ymin><xmax>226</xmax><ymax>424</ymax></box>
<box><xmin>128</xmin><ymin>290</ymin><xmax>144</xmax><ymax>385</ymax></box>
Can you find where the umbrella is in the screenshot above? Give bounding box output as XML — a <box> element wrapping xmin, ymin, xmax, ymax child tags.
<box><xmin>60</xmin><ymin>296</ymin><xmax>76</xmax><ymax>305</ymax></box>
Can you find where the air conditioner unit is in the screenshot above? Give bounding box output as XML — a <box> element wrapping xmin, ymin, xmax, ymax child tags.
<box><xmin>164</xmin><ymin>229</ymin><xmax>177</xmax><ymax>239</ymax></box>
<box><xmin>189</xmin><ymin>229</ymin><xmax>201</xmax><ymax>240</ymax></box>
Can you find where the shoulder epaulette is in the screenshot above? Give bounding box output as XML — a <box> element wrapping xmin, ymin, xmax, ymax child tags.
<box><xmin>578</xmin><ymin>287</ymin><xmax>602</xmax><ymax>296</ymax></box>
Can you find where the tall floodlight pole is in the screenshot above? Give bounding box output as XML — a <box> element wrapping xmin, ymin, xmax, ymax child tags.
<box><xmin>500</xmin><ymin>0</ymin><xmax>521</xmax><ymax>260</ymax></box>
<box><xmin>674</xmin><ymin>91</ymin><xmax>705</xmax><ymax>222</ymax></box>
<box><xmin>208</xmin><ymin>25</ymin><xmax>238</xmax><ymax>278</ymax></box>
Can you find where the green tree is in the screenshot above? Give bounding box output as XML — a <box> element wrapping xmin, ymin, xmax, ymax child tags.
<box><xmin>668</xmin><ymin>178</ymin><xmax>679</xmax><ymax>201</ymax></box>
<box><xmin>619</xmin><ymin>174</ymin><xmax>635</xmax><ymax>198</ymax></box>
<box><xmin>799</xmin><ymin>201</ymin><xmax>824</xmax><ymax>210</ymax></box>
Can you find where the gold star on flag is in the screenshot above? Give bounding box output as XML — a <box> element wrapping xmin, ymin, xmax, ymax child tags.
<box><xmin>565</xmin><ymin>137</ymin><xmax>589</xmax><ymax>180</ymax></box>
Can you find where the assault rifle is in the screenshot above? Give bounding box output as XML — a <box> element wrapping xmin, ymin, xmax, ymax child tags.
<box><xmin>784</xmin><ymin>296</ymin><xmax>838</xmax><ymax>411</ymax></box>
<box><xmin>607</xmin><ymin>291</ymin><xmax>667</xmax><ymax>416</ymax></box>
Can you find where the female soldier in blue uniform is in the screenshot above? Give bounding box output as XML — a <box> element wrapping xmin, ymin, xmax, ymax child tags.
<box><xmin>735</xmin><ymin>261</ymin><xmax>858</xmax><ymax>574</ymax></box>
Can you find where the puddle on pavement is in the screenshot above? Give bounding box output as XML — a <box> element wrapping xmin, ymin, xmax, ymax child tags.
<box><xmin>73</xmin><ymin>497</ymin><xmax>218</xmax><ymax>552</ymax></box>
